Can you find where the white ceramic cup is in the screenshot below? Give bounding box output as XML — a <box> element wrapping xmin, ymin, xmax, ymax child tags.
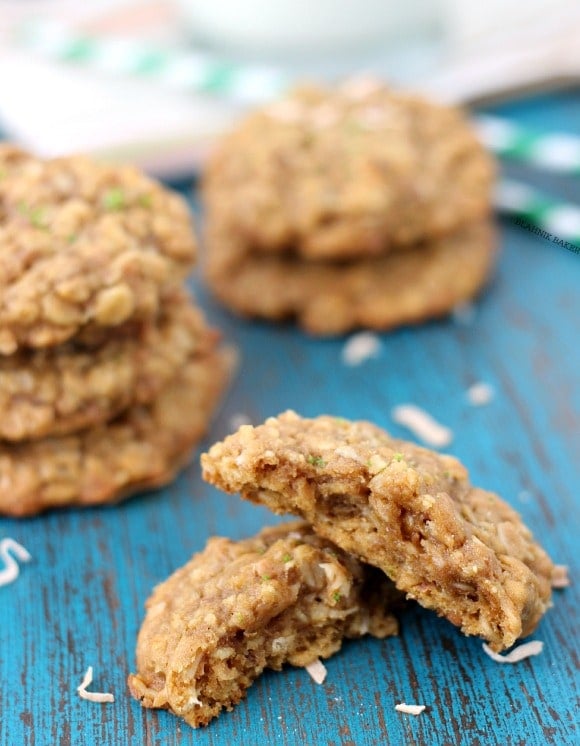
<box><xmin>175</xmin><ymin>0</ymin><xmax>439</xmax><ymax>57</ymax></box>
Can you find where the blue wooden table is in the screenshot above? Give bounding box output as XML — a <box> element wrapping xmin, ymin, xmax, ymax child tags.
<box><xmin>1</xmin><ymin>91</ymin><xmax>579</xmax><ymax>746</ymax></box>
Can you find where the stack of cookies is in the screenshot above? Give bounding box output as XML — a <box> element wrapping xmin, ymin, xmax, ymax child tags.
<box><xmin>0</xmin><ymin>145</ymin><xmax>232</xmax><ymax>516</ymax></box>
<box><xmin>203</xmin><ymin>79</ymin><xmax>497</xmax><ymax>335</ymax></box>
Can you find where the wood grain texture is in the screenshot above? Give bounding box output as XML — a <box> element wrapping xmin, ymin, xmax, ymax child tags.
<box><xmin>0</xmin><ymin>92</ymin><xmax>579</xmax><ymax>746</ymax></box>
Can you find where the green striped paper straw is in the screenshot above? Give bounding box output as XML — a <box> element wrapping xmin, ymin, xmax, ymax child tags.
<box><xmin>16</xmin><ymin>20</ymin><xmax>288</xmax><ymax>104</ymax></box>
<box><xmin>495</xmin><ymin>179</ymin><xmax>580</xmax><ymax>250</ymax></box>
<box><xmin>475</xmin><ymin>115</ymin><xmax>580</xmax><ymax>175</ymax></box>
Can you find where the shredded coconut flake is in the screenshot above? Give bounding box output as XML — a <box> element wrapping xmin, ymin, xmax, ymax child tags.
<box><xmin>482</xmin><ymin>640</ymin><xmax>543</xmax><ymax>663</ymax></box>
<box><xmin>551</xmin><ymin>565</ymin><xmax>570</xmax><ymax>589</ymax></box>
<box><xmin>466</xmin><ymin>382</ymin><xmax>495</xmax><ymax>406</ymax></box>
<box><xmin>229</xmin><ymin>412</ymin><xmax>252</xmax><ymax>431</ymax></box>
<box><xmin>335</xmin><ymin>445</ymin><xmax>364</xmax><ymax>462</ymax></box>
<box><xmin>391</xmin><ymin>404</ymin><xmax>453</xmax><ymax>448</ymax></box>
<box><xmin>265</xmin><ymin>100</ymin><xmax>306</xmax><ymax>123</ymax></box>
<box><xmin>340</xmin><ymin>75</ymin><xmax>383</xmax><ymax>100</ymax></box>
<box><xmin>395</xmin><ymin>703</ymin><xmax>426</xmax><ymax>715</ymax></box>
<box><xmin>451</xmin><ymin>302</ymin><xmax>475</xmax><ymax>325</ymax></box>
<box><xmin>310</xmin><ymin>104</ymin><xmax>341</xmax><ymax>130</ymax></box>
<box><xmin>0</xmin><ymin>538</ymin><xmax>32</xmax><ymax>587</ymax></box>
<box><xmin>342</xmin><ymin>332</ymin><xmax>381</xmax><ymax>366</ymax></box>
<box><xmin>305</xmin><ymin>658</ymin><xmax>327</xmax><ymax>685</ymax></box>
<box><xmin>77</xmin><ymin>666</ymin><xmax>115</xmax><ymax>703</ymax></box>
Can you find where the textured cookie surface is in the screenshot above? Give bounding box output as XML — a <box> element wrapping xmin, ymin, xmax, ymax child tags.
<box><xmin>0</xmin><ymin>145</ymin><xmax>197</xmax><ymax>353</ymax></box>
<box><xmin>0</xmin><ymin>293</ymin><xmax>212</xmax><ymax>442</ymax></box>
<box><xmin>0</xmin><ymin>344</ymin><xmax>234</xmax><ymax>516</ymax></box>
<box><xmin>206</xmin><ymin>219</ymin><xmax>497</xmax><ymax>335</ymax></box>
<box><xmin>129</xmin><ymin>521</ymin><xmax>399</xmax><ymax>728</ymax></box>
<box><xmin>203</xmin><ymin>81</ymin><xmax>494</xmax><ymax>261</ymax></box>
<box><xmin>202</xmin><ymin>411</ymin><xmax>555</xmax><ymax>651</ymax></box>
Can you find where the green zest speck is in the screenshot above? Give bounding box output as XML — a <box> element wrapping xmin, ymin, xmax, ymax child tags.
<box><xmin>137</xmin><ymin>194</ymin><xmax>152</xmax><ymax>208</ymax></box>
<box><xmin>332</xmin><ymin>591</ymin><xmax>341</xmax><ymax>603</ymax></box>
<box><xmin>282</xmin><ymin>553</ymin><xmax>292</xmax><ymax>563</ymax></box>
<box><xmin>18</xmin><ymin>202</ymin><xmax>48</xmax><ymax>229</ymax></box>
<box><xmin>261</xmin><ymin>574</ymin><xmax>271</xmax><ymax>582</ymax></box>
<box><xmin>103</xmin><ymin>188</ymin><xmax>126</xmax><ymax>211</ymax></box>
<box><xmin>393</xmin><ymin>453</ymin><xmax>404</xmax><ymax>462</ymax></box>
<box><xmin>307</xmin><ymin>455</ymin><xmax>326</xmax><ymax>468</ymax></box>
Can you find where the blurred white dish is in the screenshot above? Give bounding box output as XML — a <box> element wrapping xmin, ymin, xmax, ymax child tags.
<box><xmin>174</xmin><ymin>0</ymin><xmax>439</xmax><ymax>57</ymax></box>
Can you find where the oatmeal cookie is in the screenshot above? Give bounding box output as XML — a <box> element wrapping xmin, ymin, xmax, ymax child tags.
<box><xmin>205</xmin><ymin>219</ymin><xmax>496</xmax><ymax>335</ymax></box>
<box><xmin>0</xmin><ymin>345</ymin><xmax>235</xmax><ymax>516</ymax></box>
<box><xmin>0</xmin><ymin>146</ymin><xmax>197</xmax><ymax>354</ymax></box>
<box><xmin>129</xmin><ymin>521</ymin><xmax>400</xmax><ymax>728</ymax></box>
<box><xmin>202</xmin><ymin>411</ymin><xmax>555</xmax><ymax>651</ymax></box>
<box><xmin>0</xmin><ymin>293</ymin><xmax>213</xmax><ymax>442</ymax></box>
<box><xmin>203</xmin><ymin>81</ymin><xmax>494</xmax><ymax>261</ymax></box>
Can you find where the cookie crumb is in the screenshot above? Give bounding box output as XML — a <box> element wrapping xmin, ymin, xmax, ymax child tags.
<box><xmin>342</xmin><ymin>332</ymin><xmax>381</xmax><ymax>366</ymax></box>
<box><xmin>395</xmin><ymin>703</ymin><xmax>426</xmax><ymax>715</ymax></box>
<box><xmin>391</xmin><ymin>404</ymin><xmax>452</xmax><ymax>448</ymax></box>
<box><xmin>305</xmin><ymin>659</ymin><xmax>327</xmax><ymax>685</ymax></box>
<box><xmin>466</xmin><ymin>382</ymin><xmax>494</xmax><ymax>406</ymax></box>
<box><xmin>551</xmin><ymin>565</ymin><xmax>570</xmax><ymax>589</ymax></box>
<box><xmin>0</xmin><ymin>539</ymin><xmax>31</xmax><ymax>587</ymax></box>
<box><xmin>77</xmin><ymin>666</ymin><xmax>115</xmax><ymax>703</ymax></box>
<box><xmin>482</xmin><ymin>640</ymin><xmax>543</xmax><ymax>663</ymax></box>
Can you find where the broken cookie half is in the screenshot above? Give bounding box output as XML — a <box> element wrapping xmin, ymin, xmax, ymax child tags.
<box><xmin>201</xmin><ymin>411</ymin><xmax>555</xmax><ymax>652</ymax></box>
<box><xmin>128</xmin><ymin>521</ymin><xmax>400</xmax><ymax>728</ymax></box>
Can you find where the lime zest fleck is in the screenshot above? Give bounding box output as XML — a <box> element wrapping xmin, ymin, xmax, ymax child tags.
<box><xmin>332</xmin><ymin>591</ymin><xmax>341</xmax><ymax>603</ymax></box>
<box><xmin>261</xmin><ymin>574</ymin><xmax>271</xmax><ymax>582</ymax></box>
<box><xmin>137</xmin><ymin>194</ymin><xmax>153</xmax><ymax>208</ymax></box>
<box><xmin>103</xmin><ymin>188</ymin><xmax>126</xmax><ymax>211</ymax></box>
<box><xmin>67</xmin><ymin>233</ymin><xmax>78</xmax><ymax>244</ymax></box>
<box><xmin>393</xmin><ymin>452</ymin><xmax>404</xmax><ymax>462</ymax></box>
<box><xmin>18</xmin><ymin>202</ymin><xmax>48</xmax><ymax>229</ymax></box>
<box><xmin>307</xmin><ymin>455</ymin><xmax>326</xmax><ymax>468</ymax></box>
<box><xmin>282</xmin><ymin>553</ymin><xmax>293</xmax><ymax>563</ymax></box>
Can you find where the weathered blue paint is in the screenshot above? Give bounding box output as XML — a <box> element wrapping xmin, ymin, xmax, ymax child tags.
<box><xmin>0</xmin><ymin>92</ymin><xmax>578</xmax><ymax>746</ymax></box>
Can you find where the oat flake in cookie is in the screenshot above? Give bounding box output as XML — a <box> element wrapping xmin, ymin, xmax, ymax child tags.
<box><xmin>0</xmin><ymin>146</ymin><xmax>197</xmax><ymax>354</ymax></box>
<box><xmin>203</xmin><ymin>82</ymin><xmax>495</xmax><ymax>260</ymax></box>
<box><xmin>202</xmin><ymin>411</ymin><xmax>555</xmax><ymax>652</ymax></box>
<box><xmin>129</xmin><ymin>522</ymin><xmax>400</xmax><ymax>728</ymax></box>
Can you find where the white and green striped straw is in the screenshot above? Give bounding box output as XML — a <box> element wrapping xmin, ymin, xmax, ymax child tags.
<box><xmin>475</xmin><ymin>115</ymin><xmax>580</xmax><ymax>175</ymax></box>
<box><xmin>495</xmin><ymin>179</ymin><xmax>580</xmax><ymax>251</ymax></box>
<box><xmin>16</xmin><ymin>20</ymin><xmax>288</xmax><ymax>104</ymax></box>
